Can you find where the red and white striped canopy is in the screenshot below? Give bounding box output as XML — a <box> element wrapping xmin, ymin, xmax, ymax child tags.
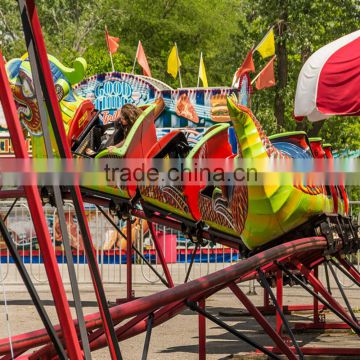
<box><xmin>294</xmin><ymin>30</ymin><xmax>360</xmax><ymax>122</ymax></box>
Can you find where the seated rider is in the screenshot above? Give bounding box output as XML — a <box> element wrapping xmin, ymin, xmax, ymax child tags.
<box><xmin>107</xmin><ymin>103</ymin><xmax>142</xmax><ymax>152</ymax></box>
<box><xmin>85</xmin><ymin>103</ymin><xmax>142</xmax><ymax>156</ymax></box>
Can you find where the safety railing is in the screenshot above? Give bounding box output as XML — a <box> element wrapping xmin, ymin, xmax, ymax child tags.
<box><xmin>0</xmin><ymin>199</ymin><xmax>240</xmax><ymax>285</ymax></box>
<box><xmin>1</xmin><ymin>198</ymin><xmax>358</xmax><ymax>286</ymax></box>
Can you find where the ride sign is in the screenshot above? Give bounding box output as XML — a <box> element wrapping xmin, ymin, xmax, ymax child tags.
<box><xmin>74</xmin><ymin>72</ymin><xmax>160</xmax><ymax>124</ymax></box>
<box><xmin>93</xmin><ymin>79</ymin><xmax>133</xmax><ymax>111</ymax></box>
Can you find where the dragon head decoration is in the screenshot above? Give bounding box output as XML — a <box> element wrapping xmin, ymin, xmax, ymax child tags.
<box><xmin>6</xmin><ymin>54</ymin><xmax>94</xmax><ymax>157</ymax></box>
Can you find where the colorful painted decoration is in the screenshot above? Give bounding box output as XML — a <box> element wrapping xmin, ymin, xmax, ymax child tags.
<box><xmin>6</xmin><ymin>54</ymin><xmax>94</xmax><ymax>157</ymax></box>
<box><xmin>5</xmin><ymin>54</ymin><xmax>348</xmax><ymax>251</ymax></box>
<box><xmin>74</xmin><ymin>72</ymin><xmax>249</xmax><ymax>127</ymax></box>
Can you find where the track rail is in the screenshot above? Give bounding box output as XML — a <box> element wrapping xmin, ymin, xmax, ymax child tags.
<box><xmin>0</xmin><ymin>237</ymin><xmax>327</xmax><ymax>355</ymax></box>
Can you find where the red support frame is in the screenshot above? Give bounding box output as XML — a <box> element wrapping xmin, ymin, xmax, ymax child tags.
<box><xmin>293</xmin><ymin>258</ymin><xmax>360</xmax><ymax>332</ymax></box>
<box><xmin>0</xmin><ymin>189</ymin><xmax>25</xmax><ymax>199</ymax></box>
<box><xmin>229</xmin><ymin>282</ymin><xmax>297</xmax><ymax>360</ymax></box>
<box><xmin>2</xmin><ymin>3</ymin><xmax>360</xmax><ymax>359</ymax></box>
<box><xmin>127</xmin><ymin>219</ymin><xmax>133</xmax><ymax>300</ymax></box>
<box><xmin>148</xmin><ymin>221</ymin><xmax>175</xmax><ymax>288</ymax></box>
<box><xmin>276</xmin><ymin>269</ymin><xmax>283</xmax><ymax>334</ymax></box>
<box><xmin>313</xmin><ymin>266</ymin><xmax>320</xmax><ymax>323</ymax></box>
<box><xmin>0</xmin><ymin>238</ymin><xmax>328</xmax><ymax>355</ymax></box>
<box><xmin>198</xmin><ymin>299</ymin><xmax>206</xmax><ymax>360</ymax></box>
<box><xmin>23</xmin><ymin>1</ymin><xmax>123</xmax><ymax>358</ymax></box>
<box><xmin>0</xmin><ymin>51</ymin><xmax>83</xmax><ymax>358</ymax></box>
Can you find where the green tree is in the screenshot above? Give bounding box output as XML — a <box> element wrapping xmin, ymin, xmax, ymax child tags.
<box><xmin>231</xmin><ymin>0</ymin><xmax>360</xmax><ymax>148</ymax></box>
<box><xmin>1</xmin><ymin>0</ymin><xmax>359</xmax><ymax>151</ymax></box>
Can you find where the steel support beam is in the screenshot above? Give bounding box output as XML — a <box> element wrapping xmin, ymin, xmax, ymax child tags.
<box><xmin>187</xmin><ymin>301</ymin><xmax>281</xmax><ymax>360</ymax></box>
<box><xmin>148</xmin><ymin>221</ymin><xmax>174</xmax><ymax>287</ymax></box>
<box><xmin>22</xmin><ymin>1</ymin><xmax>123</xmax><ymax>357</ymax></box>
<box><xmin>0</xmin><ymin>216</ymin><xmax>66</xmax><ymax>359</ymax></box>
<box><xmin>0</xmin><ymin>44</ymin><xmax>83</xmax><ymax>360</ymax></box>
<box><xmin>257</xmin><ymin>269</ymin><xmax>304</xmax><ymax>360</ymax></box>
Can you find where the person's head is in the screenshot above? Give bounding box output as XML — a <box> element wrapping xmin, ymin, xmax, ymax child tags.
<box><xmin>118</xmin><ymin>104</ymin><xmax>142</xmax><ymax>129</ymax></box>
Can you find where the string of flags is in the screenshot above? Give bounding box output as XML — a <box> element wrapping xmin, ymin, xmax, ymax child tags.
<box><xmin>253</xmin><ymin>55</ymin><xmax>276</xmax><ymax>90</ymax></box>
<box><xmin>104</xmin><ymin>26</ymin><xmax>120</xmax><ymax>73</ymax></box>
<box><xmin>233</xmin><ymin>26</ymin><xmax>276</xmax><ymax>90</ymax></box>
<box><xmin>198</xmin><ymin>52</ymin><xmax>208</xmax><ymax>87</ymax></box>
<box><xmin>104</xmin><ymin>27</ymin><xmax>207</xmax><ymax>88</ymax></box>
<box><xmin>132</xmin><ymin>40</ymin><xmax>152</xmax><ymax>77</ymax></box>
<box><xmin>104</xmin><ymin>25</ymin><xmax>276</xmax><ymax>91</ymax></box>
<box><xmin>167</xmin><ymin>43</ymin><xmax>182</xmax><ymax>87</ymax></box>
<box><xmin>254</xmin><ymin>27</ymin><xmax>275</xmax><ymax>59</ymax></box>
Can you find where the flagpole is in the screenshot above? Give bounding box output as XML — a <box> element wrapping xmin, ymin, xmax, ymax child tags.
<box><xmin>132</xmin><ymin>41</ymin><xmax>139</xmax><ymax>74</ymax></box>
<box><xmin>251</xmin><ymin>70</ymin><xmax>262</xmax><ymax>85</ymax></box>
<box><xmin>175</xmin><ymin>42</ymin><xmax>183</xmax><ymax>88</ymax></box>
<box><xmin>197</xmin><ymin>52</ymin><xmax>202</xmax><ymax>88</ymax></box>
<box><xmin>105</xmin><ymin>25</ymin><xmax>115</xmax><ymax>72</ymax></box>
<box><xmin>109</xmin><ymin>52</ymin><xmax>115</xmax><ymax>73</ymax></box>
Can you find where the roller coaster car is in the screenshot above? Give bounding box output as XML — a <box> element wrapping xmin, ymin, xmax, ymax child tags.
<box><xmin>225</xmin><ymin>98</ymin><xmax>337</xmax><ymax>250</ymax></box>
<box><xmin>139</xmin><ymin>123</ymin><xmax>237</xmax><ymax>231</ymax></box>
<box><xmin>269</xmin><ymin>131</ymin><xmax>313</xmax><ymax>158</ymax></box>
<box><xmin>269</xmin><ymin>131</ymin><xmax>343</xmax><ymax>213</ymax></box>
<box><xmin>195</xmin><ymin>124</ymin><xmax>247</xmax><ymax>238</ymax></box>
<box><xmin>76</xmin><ymin>98</ymin><xmax>165</xmax><ymax>202</ymax></box>
<box><xmin>322</xmin><ymin>143</ymin><xmax>349</xmax><ymax>215</ymax></box>
<box><xmin>8</xmin><ymin>50</ymin><xmax>356</xmax><ymax>253</ymax></box>
<box><xmin>76</xmin><ymin>96</ymin><xmax>354</xmax><ymax>253</ymax></box>
<box><xmin>71</xmin><ymin>109</ymin><xmax>102</xmax><ymax>155</ymax></box>
<box><xmin>308</xmin><ymin>138</ymin><xmax>348</xmax><ymax>216</ymax></box>
<box><xmin>139</xmin><ymin>129</ymin><xmax>194</xmax><ymax>223</ymax></box>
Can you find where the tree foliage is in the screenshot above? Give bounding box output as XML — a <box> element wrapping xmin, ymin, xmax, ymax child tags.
<box><xmin>1</xmin><ymin>0</ymin><xmax>359</xmax><ymax>151</ymax></box>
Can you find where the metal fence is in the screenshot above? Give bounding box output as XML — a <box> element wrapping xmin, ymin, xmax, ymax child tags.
<box><xmin>0</xmin><ymin>200</ymin><xmax>241</xmax><ymax>285</ymax></box>
<box><xmin>1</xmin><ymin>199</ymin><xmax>359</xmax><ymax>287</ymax></box>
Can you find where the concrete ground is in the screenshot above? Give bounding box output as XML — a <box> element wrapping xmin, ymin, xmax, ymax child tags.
<box><xmin>0</xmin><ymin>277</ymin><xmax>360</xmax><ymax>359</ymax></box>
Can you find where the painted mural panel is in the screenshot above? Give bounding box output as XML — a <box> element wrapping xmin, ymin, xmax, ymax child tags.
<box><xmin>74</xmin><ymin>72</ymin><xmax>250</xmax><ymax>128</ymax></box>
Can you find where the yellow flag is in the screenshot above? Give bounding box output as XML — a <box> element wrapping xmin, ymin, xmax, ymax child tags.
<box><xmin>167</xmin><ymin>45</ymin><xmax>181</xmax><ymax>78</ymax></box>
<box><xmin>256</xmin><ymin>28</ymin><xmax>275</xmax><ymax>59</ymax></box>
<box><xmin>198</xmin><ymin>53</ymin><xmax>208</xmax><ymax>87</ymax></box>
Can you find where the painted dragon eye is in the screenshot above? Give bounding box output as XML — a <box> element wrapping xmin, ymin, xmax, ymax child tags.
<box><xmin>22</xmin><ymin>78</ymin><xmax>34</xmax><ymax>98</ymax></box>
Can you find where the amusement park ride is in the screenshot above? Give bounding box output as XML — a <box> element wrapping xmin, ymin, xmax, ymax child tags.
<box><xmin>0</xmin><ymin>0</ymin><xmax>360</xmax><ymax>359</ymax></box>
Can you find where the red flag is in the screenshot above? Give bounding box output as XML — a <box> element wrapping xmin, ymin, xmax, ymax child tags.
<box><xmin>236</xmin><ymin>49</ymin><xmax>255</xmax><ymax>78</ymax></box>
<box><xmin>136</xmin><ymin>40</ymin><xmax>152</xmax><ymax>77</ymax></box>
<box><xmin>105</xmin><ymin>27</ymin><xmax>120</xmax><ymax>54</ymax></box>
<box><xmin>255</xmin><ymin>56</ymin><xmax>276</xmax><ymax>90</ymax></box>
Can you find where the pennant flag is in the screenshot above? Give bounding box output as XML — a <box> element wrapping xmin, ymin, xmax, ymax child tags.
<box><xmin>255</xmin><ymin>27</ymin><xmax>275</xmax><ymax>59</ymax></box>
<box><xmin>198</xmin><ymin>52</ymin><xmax>208</xmax><ymax>87</ymax></box>
<box><xmin>255</xmin><ymin>56</ymin><xmax>276</xmax><ymax>90</ymax></box>
<box><xmin>105</xmin><ymin>27</ymin><xmax>120</xmax><ymax>54</ymax></box>
<box><xmin>235</xmin><ymin>49</ymin><xmax>255</xmax><ymax>79</ymax></box>
<box><xmin>136</xmin><ymin>40</ymin><xmax>152</xmax><ymax>77</ymax></box>
<box><xmin>167</xmin><ymin>44</ymin><xmax>181</xmax><ymax>79</ymax></box>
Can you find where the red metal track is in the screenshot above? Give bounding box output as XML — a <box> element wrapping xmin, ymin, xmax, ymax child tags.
<box><xmin>0</xmin><ymin>189</ymin><xmax>25</xmax><ymax>199</ymax></box>
<box><xmin>1</xmin><ymin>172</ymin><xmax>359</xmax><ymax>359</ymax></box>
<box><xmin>0</xmin><ymin>237</ymin><xmax>327</xmax><ymax>355</ymax></box>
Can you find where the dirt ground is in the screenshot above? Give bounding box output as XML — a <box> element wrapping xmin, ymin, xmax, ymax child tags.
<box><xmin>1</xmin><ymin>277</ymin><xmax>360</xmax><ymax>359</ymax></box>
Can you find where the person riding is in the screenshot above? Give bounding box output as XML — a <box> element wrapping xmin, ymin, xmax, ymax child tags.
<box><xmin>107</xmin><ymin>103</ymin><xmax>142</xmax><ymax>153</ymax></box>
<box><xmin>85</xmin><ymin>103</ymin><xmax>142</xmax><ymax>156</ymax></box>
